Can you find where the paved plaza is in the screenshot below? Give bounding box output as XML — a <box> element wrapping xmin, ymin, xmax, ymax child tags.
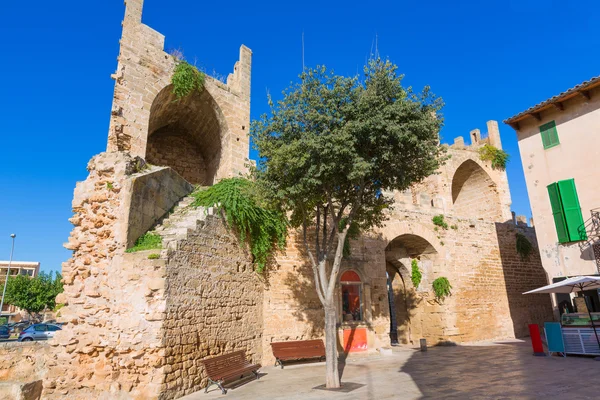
<box><xmin>184</xmin><ymin>339</ymin><xmax>598</xmax><ymax>400</ymax></box>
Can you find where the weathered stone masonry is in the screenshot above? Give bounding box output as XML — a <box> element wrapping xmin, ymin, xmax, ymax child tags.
<box><xmin>37</xmin><ymin>1</ymin><xmax>554</xmax><ymax>399</ymax></box>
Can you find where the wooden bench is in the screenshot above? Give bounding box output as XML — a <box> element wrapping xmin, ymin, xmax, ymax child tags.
<box><xmin>270</xmin><ymin>339</ymin><xmax>326</xmax><ymax>368</ymax></box>
<box><xmin>201</xmin><ymin>350</ymin><xmax>261</xmax><ymax>394</ymax></box>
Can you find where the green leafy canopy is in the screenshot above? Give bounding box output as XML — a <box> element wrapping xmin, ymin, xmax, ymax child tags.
<box><xmin>252</xmin><ymin>59</ymin><xmax>446</xmax><ymax>237</ymax></box>
<box><xmin>191</xmin><ymin>178</ymin><xmax>287</xmax><ymax>273</ymax></box>
<box><xmin>3</xmin><ymin>271</ymin><xmax>64</xmax><ymax>316</ymax></box>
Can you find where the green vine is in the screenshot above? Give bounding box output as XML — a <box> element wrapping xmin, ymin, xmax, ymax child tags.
<box><xmin>410</xmin><ymin>259</ymin><xmax>422</xmax><ymax>289</ymax></box>
<box><xmin>479</xmin><ymin>144</ymin><xmax>509</xmax><ymax>170</ymax></box>
<box><xmin>515</xmin><ymin>232</ymin><xmax>533</xmax><ymax>260</ymax></box>
<box><xmin>432</xmin><ymin>214</ymin><xmax>448</xmax><ymax>230</ymax></box>
<box><xmin>340</xmin><ymin>218</ymin><xmax>361</xmax><ymax>257</ymax></box>
<box><xmin>432</xmin><ymin>277</ymin><xmax>452</xmax><ymax>301</ymax></box>
<box><xmin>191</xmin><ymin>178</ymin><xmax>287</xmax><ymax>273</ymax></box>
<box><xmin>171</xmin><ymin>60</ymin><xmax>205</xmax><ymax>100</ymax></box>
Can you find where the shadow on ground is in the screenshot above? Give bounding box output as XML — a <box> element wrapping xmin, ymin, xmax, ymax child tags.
<box><xmin>400</xmin><ymin>340</ymin><xmax>599</xmax><ymax>399</ymax></box>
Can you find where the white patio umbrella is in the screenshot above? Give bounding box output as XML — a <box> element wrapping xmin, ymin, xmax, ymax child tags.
<box><xmin>524</xmin><ymin>275</ymin><xmax>600</xmax><ymax>351</ymax></box>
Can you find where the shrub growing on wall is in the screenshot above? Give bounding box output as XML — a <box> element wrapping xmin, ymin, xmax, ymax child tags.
<box><xmin>515</xmin><ymin>232</ymin><xmax>533</xmax><ymax>260</ymax></box>
<box><xmin>432</xmin><ymin>214</ymin><xmax>448</xmax><ymax>229</ymax></box>
<box><xmin>478</xmin><ymin>144</ymin><xmax>509</xmax><ymax>170</ymax></box>
<box><xmin>432</xmin><ymin>277</ymin><xmax>452</xmax><ymax>301</ymax></box>
<box><xmin>191</xmin><ymin>178</ymin><xmax>287</xmax><ymax>273</ymax></box>
<box><xmin>171</xmin><ymin>60</ymin><xmax>205</xmax><ymax>99</ymax></box>
<box><xmin>411</xmin><ymin>259</ymin><xmax>422</xmax><ymax>289</ymax></box>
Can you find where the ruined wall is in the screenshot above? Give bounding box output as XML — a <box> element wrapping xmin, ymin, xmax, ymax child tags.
<box><xmin>146</xmin><ymin>133</ymin><xmax>208</xmax><ymax>185</ymax></box>
<box><xmin>123</xmin><ymin>165</ymin><xmax>194</xmax><ymax>248</ymax></box>
<box><xmin>108</xmin><ymin>0</ymin><xmax>251</xmax><ymax>183</ymax></box>
<box><xmin>162</xmin><ymin>215</ymin><xmax>263</xmax><ymax>399</ymax></box>
<box><xmin>0</xmin><ymin>342</ymin><xmax>49</xmax><ymax>399</ymax></box>
<box><xmin>46</xmin><ymin>152</ymin><xmax>170</xmax><ymax>399</ymax></box>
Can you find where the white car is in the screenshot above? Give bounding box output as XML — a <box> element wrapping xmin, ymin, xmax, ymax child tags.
<box><xmin>18</xmin><ymin>323</ymin><xmax>62</xmax><ymax>341</ymax></box>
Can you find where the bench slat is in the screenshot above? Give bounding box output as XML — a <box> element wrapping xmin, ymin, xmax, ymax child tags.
<box><xmin>270</xmin><ymin>339</ymin><xmax>326</xmax><ymax>366</ymax></box>
<box><xmin>201</xmin><ymin>350</ymin><xmax>261</xmax><ymax>382</ymax></box>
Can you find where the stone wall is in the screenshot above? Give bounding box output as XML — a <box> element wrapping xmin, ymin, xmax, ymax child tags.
<box><xmin>146</xmin><ymin>133</ymin><xmax>208</xmax><ymax>185</ymax></box>
<box><xmin>162</xmin><ymin>215</ymin><xmax>263</xmax><ymax>399</ymax></box>
<box><xmin>261</xmin><ymin>124</ymin><xmax>552</xmax><ymax>354</ymax></box>
<box><xmin>107</xmin><ymin>0</ymin><xmax>251</xmax><ymax>184</ymax></box>
<box><xmin>0</xmin><ymin>342</ymin><xmax>49</xmax><ymax>399</ymax></box>
<box><xmin>123</xmin><ymin>165</ymin><xmax>193</xmax><ymax>248</ymax></box>
<box><xmin>46</xmin><ymin>152</ymin><xmax>169</xmax><ymax>399</ymax></box>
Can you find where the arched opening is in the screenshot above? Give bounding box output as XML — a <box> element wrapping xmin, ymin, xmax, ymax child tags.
<box><xmin>385</xmin><ymin>234</ymin><xmax>438</xmax><ymax>345</ymax></box>
<box><xmin>340</xmin><ymin>270</ymin><xmax>363</xmax><ymax>322</ymax></box>
<box><xmin>146</xmin><ymin>85</ymin><xmax>224</xmax><ymax>185</ymax></box>
<box><xmin>451</xmin><ymin>159</ymin><xmax>501</xmax><ymax>220</ymax></box>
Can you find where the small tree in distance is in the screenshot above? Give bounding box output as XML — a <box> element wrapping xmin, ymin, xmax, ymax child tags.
<box><xmin>4</xmin><ymin>271</ymin><xmax>63</xmax><ymax>320</ymax></box>
<box><xmin>251</xmin><ymin>59</ymin><xmax>445</xmax><ymax>388</ymax></box>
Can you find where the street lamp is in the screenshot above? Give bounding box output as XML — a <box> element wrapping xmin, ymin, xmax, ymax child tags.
<box><xmin>0</xmin><ymin>234</ymin><xmax>16</xmax><ymax>322</ymax></box>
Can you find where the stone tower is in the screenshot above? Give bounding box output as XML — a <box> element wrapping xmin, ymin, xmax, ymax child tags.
<box><xmin>107</xmin><ymin>0</ymin><xmax>252</xmax><ymax>185</ymax></box>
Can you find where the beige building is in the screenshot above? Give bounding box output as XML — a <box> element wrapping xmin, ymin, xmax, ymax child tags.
<box><xmin>505</xmin><ymin>76</ymin><xmax>600</xmax><ymax>315</ymax></box>
<box><xmin>0</xmin><ymin>261</ymin><xmax>40</xmax><ymax>319</ymax></box>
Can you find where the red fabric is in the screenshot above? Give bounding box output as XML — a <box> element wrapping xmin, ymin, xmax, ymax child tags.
<box><xmin>528</xmin><ymin>324</ymin><xmax>544</xmax><ymax>354</ymax></box>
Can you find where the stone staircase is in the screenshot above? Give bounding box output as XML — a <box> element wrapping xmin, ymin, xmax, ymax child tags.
<box><xmin>152</xmin><ymin>194</ymin><xmax>214</xmax><ymax>253</ymax></box>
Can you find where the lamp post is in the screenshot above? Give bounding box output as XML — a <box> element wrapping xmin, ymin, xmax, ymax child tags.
<box><xmin>0</xmin><ymin>234</ymin><xmax>16</xmax><ymax>322</ymax></box>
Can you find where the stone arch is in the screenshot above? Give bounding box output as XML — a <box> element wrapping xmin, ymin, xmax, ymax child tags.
<box><xmin>145</xmin><ymin>84</ymin><xmax>227</xmax><ymax>185</ymax></box>
<box><xmin>451</xmin><ymin>159</ymin><xmax>502</xmax><ymax>220</ymax></box>
<box><xmin>385</xmin><ymin>233</ymin><xmax>439</xmax><ymax>345</ymax></box>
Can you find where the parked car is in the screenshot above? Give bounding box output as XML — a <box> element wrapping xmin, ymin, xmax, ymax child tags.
<box><xmin>18</xmin><ymin>323</ymin><xmax>62</xmax><ymax>342</ymax></box>
<box><xmin>0</xmin><ymin>325</ymin><xmax>10</xmax><ymax>339</ymax></box>
<box><xmin>9</xmin><ymin>321</ymin><xmax>31</xmax><ymax>334</ymax></box>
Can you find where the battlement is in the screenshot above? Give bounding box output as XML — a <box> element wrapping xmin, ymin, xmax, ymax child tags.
<box><xmin>107</xmin><ymin>0</ymin><xmax>252</xmax><ymax>184</ymax></box>
<box><xmin>451</xmin><ymin>120</ymin><xmax>503</xmax><ymax>150</ymax></box>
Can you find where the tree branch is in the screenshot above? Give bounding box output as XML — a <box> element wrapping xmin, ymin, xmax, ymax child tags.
<box><xmin>302</xmin><ymin>209</ymin><xmax>326</xmax><ymax>304</ymax></box>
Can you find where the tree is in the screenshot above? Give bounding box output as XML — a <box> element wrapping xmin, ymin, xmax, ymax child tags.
<box><xmin>251</xmin><ymin>59</ymin><xmax>445</xmax><ymax>388</ymax></box>
<box><xmin>4</xmin><ymin>271</ymin><xmax>64</xmax><ymax>319</ymax></box>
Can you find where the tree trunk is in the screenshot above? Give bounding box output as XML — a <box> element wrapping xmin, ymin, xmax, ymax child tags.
<box><xmin>324</xmin><ymin>304</ymin><xmax>340</xmax><ymax>388</ymax></box>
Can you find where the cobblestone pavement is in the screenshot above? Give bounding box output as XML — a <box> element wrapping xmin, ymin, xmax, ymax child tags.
<box><xmin>182</xmin><ymin>339</ymin><xmax>599</xmax><ymax>400</ymax></box>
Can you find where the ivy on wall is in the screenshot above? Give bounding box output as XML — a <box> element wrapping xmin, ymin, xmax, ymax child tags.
<box><xmin>411</xmin><ymin>259</ymin><xmax>422</xmax><ymax>289</ymax></box>
<box><xmin>191</xmin><ymin>178</ymin><xmax>287</xmax><ymax>273</ymax></box>
<box><xmin>478</xmin><ymin>144</ymin><xmax>509</xmax><ymax>170</ymax></box>
<box><xmin>171</xmin><ymin>60</ymin><xmax>205</xmax><ymax>100</ymax></box>
<box><xmin>432</xmin><ymin>277</ymin><xmax>452</xmax><ymax>301</ymax></box>
<box><xmin>515</xmin><ymin>232</ymin><xmax>533</xmax><ymax>260</ymax></box>
<box><xmin>432</xmin><ymin>214</ymin><xmax>448</xmax><ymax>230</ymax></box>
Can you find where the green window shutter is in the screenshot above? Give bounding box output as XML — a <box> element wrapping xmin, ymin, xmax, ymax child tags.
<box><xmin>557</xmin><ymin>179</ymin><xmax>587</xmax><ymax>242</ymax></box>
<box><xmin>547</xmin><ymin>183</ymin><xmax>569</xmax><ymax>243</ymax></box>
<box><xmin>540</xmin><ymin>121</ymin><xmax>560</xmax><ymax>149</ymax></box>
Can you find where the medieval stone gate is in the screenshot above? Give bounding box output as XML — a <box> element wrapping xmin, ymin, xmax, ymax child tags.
<box><xmin>31</xmin><ymin>1</ymin><xmax>554</xmax><ymax>399</ymax></box>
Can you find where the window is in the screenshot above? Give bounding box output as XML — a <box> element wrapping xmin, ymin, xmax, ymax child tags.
<box><xmin>547</xmin><ymin>179</ymin><xmax>587</xmax><ymax>243</ymax></box>
<box><xmin>47</xmin><ymin>325</ymin><xmax>61</xmax><ymax>332</ymax></box>
<box><xmin>34</xmin><ymin>325</ymin><xmax>47</xmax><ymax>332</ymax></box>
<box><xmin>341</xmin><ymin>271</ymin><xmax>362</xmax><ymax>322</ymax></box>
<box><xmin>540</xmin><ymin>120</ymin><xmax>560</xmax><ymax>149</ymax></box>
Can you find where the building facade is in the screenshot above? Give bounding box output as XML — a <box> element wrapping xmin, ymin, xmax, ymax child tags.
<box><xmin>505</xmin><ymin>76</ymin><xmax>600</xmax><ymax>315</ymax></box>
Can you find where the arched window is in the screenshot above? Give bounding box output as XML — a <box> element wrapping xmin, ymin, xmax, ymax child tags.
<box><xmin>340</xmin><ymin>271</ymin><xmax>363</xmax><ymax>322</ymax></box>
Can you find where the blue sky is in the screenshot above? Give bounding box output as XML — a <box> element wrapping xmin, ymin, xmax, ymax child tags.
<box><xmin>1</xmin><ymin>0</ymin><xmax>598</xmax><ymax>274</ymax></box>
